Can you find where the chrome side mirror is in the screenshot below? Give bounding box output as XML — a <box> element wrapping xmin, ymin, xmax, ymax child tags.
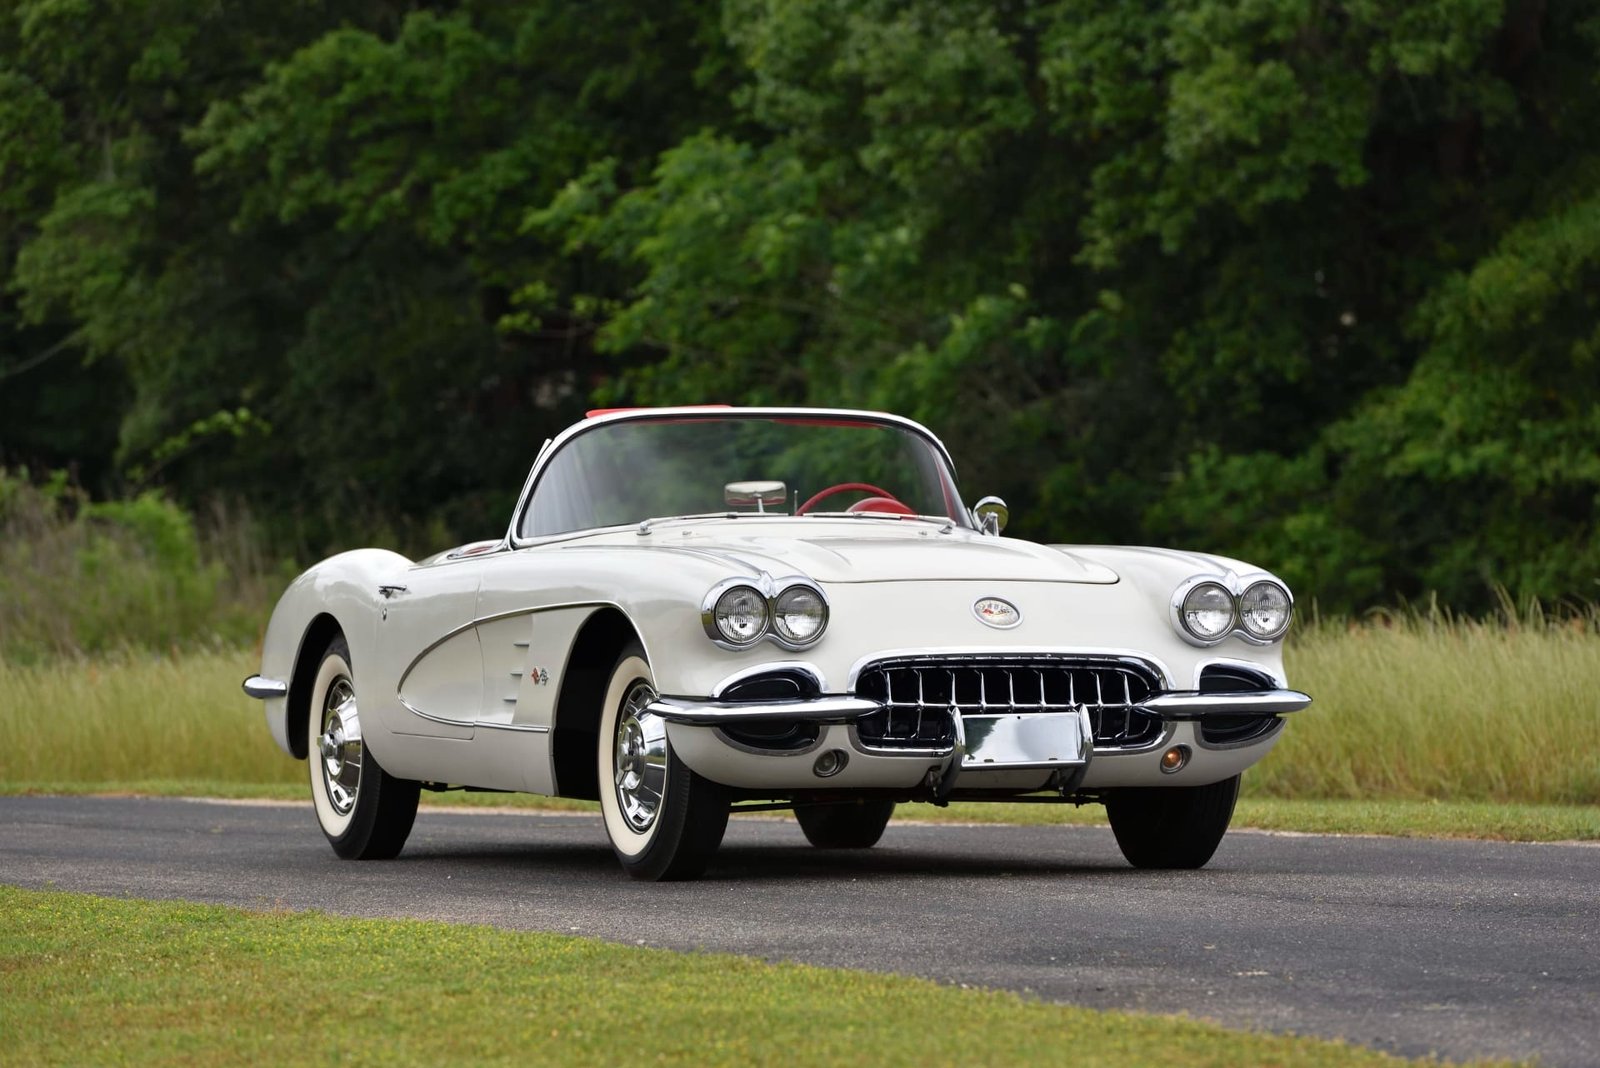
<box><xmin>973</xmin><ymin>495</ymin><xmax>1009</xmax><ymax>536</ymax></box>
<box><xmin>725</xmin><ymin>480</ymin><xmax>788</xmax><ymax>513</ymax></box>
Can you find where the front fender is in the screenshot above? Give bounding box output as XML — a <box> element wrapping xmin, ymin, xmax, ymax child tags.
<box><xmin>254</xmin><ymin>548</ymin><xmax>413</xmax><ymax>757</ymax></box>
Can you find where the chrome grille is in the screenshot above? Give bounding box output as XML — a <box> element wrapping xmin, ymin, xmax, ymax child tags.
<box><xmin>852</xmin><ymin>656</ymin><xmax>1165</xmax><ymax>752</ymax></box>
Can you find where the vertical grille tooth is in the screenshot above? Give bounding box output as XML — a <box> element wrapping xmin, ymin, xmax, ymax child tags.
<box><xmin>853</xmin><ymin>656</ymin><xmax>1162</xmax><ymax>751</ymax></box>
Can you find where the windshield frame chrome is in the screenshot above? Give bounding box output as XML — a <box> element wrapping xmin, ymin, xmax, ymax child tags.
<box><xmin>505</xmin><ymin>407</ymin><xmax>967</xmax><ymax>547</ymax></box>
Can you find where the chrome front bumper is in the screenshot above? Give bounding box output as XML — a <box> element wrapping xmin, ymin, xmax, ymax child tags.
<box><xmin>648</xmin><ymin>688</ymin><xmax>1311</xmax><ymax>728</ymax></box>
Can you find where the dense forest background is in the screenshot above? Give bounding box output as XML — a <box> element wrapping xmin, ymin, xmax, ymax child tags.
<box><xmin>2</xmin><ymin>0</ymin><xmax>1596</xmax><ymax>613</ymax></box>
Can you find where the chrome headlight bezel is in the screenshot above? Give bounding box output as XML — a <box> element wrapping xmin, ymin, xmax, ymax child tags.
<box><xmin>706</xmin><ymin>583</ymin><xmax>769</xmax><ymax>647</ymax></box>
<box><xmin>1238</xmin><ymin>579</ymin><xmax>1293</xmax><ymax>642</ymax></box>
<box><xmin>1175</xmin><ymin>578</ymin><xmax>1237</xmax><ymax>644</ymax></box>
<box><xmin>772</xmin><ymin>584</ymin><xmax>829</xmax><ymax>646</ymax></box>
<box><xmin>701</xmin><ymin>575</ymin><xmax>829</xmax><ymax>651</ymax></box>
<box><xmin>1170</xmin><ymin>573</ymin><xmax>1294</xmax><ymax>647</ymax></box>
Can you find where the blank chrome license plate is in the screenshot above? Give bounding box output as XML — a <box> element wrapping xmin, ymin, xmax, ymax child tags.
<box><xmin>960</xmin><ymin>710</ymin><xmax>1090</xmax><ymax>770</ymax></box>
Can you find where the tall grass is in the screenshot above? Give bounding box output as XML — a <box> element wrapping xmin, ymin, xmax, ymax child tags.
<box><xmin>1</xmin><ymin>470</ymin><xmax>1595</xmax><ymax>805</ymax></box>
<box><xmin>0</xmin><ymin>649</ymin><xmax>299</xmax><ymax>785</ymax></box>
<box><xmin>1262</xmin><ymin>603</ymin><xmax>1600</xmax><ymax>804</ymax></box>
<box><xmin>2</xmin><ymin>610</ymin><xmax>1595</xmax><ymax>805</ymax></box>
<box><xmin>0</xmin><ymin>472</ymin><xmax>284</xmax><ymax>661</ymax></box>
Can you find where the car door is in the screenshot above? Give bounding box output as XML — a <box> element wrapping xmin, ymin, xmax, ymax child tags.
<box><xmin>467</xmin><ymin>545</ymin><xmax>603</xmax><ymax>795</ymax></box>
<box><xmin>378</xmin><ymin>555</ymin><xmax>485</xmax><ymax>740</ymax></box>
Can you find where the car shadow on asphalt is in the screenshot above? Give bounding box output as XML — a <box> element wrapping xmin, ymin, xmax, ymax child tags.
<box><xmin>390</xmin><ymin>839</ymin><xmax>1129</xmax><ymax>881</ymax></box>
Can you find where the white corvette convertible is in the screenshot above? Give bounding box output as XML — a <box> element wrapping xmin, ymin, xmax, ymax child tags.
<box><xmin>244</xmin><ymin>406</ymin><xmax>1310</xmax><ymax>880</ymax></box>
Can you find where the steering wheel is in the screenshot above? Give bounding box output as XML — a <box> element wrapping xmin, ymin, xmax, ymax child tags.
<box><xmin>796</xmin><ymin>482</ymin><xmax>911</xmax><ymax>515</ymax></box>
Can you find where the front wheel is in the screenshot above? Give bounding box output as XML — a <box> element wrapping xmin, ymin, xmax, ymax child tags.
<box><xmin>307</xmin><ymin>634</ymin><xmax>420</xmax><ymax>859</ymax></box>
<box><xmin>795</xmin><ymin>800</ymin><xmax>895</xmax><ymax>848</ymax></box>
<box><xmin>597</xmin><ymin>645</ymin><xmax>729</xmax><ymax>881</ymax></box>
<box><xmin>1105</xmin><ymin>774</ymin><xmax>1240</xmax><ymax>870</ymax></box>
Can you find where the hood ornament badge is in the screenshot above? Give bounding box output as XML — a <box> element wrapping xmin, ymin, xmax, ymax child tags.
<box><xmin>973</xmin><ymin>597</ymin><xmax>1021</xmax><ymax>629</ymax></box>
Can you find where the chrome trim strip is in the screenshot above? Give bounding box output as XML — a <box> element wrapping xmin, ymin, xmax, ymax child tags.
<box><xmin>1193</xmin><ymin>656</ymin><xmax>1288</xmax><ymax>691</ymax></box>
<box><xmin>709</xmin><ymin>661</ymin><xmax>827</xmax><ymax>699</ymax></box>
<box><xmin>1193</xmin><ymin>716</ymin><xmax>1285</xmax><ymax>752</ymax></box>
<box><xmin>397</xmin><ymin>696</ymin><xmax>550</xmax><ymax>733</ymax></box>
<box><xmin>506</xmin><ymin>406</ymin><xmax>966</xmax><ymax>547</ymax></box>
<box><xmin>242</xmin><ymin>675</ymin><xmax>288</xmax><ymax>700</ymax></box>
<box><xmin>396</xmin><ymin>600</ymin><xmax>638</xmax><ymax>699</ymax></box>
<box><xmin>647</xmin><ymin>694</ymin><xmax>881</xmax><ymax>726</ymax></box>
<box><xmin>398</xmin><ymin>697</ymin><xmax>475</xmax><ymax>730</ymax></box>
<box><xmin>844</xmin><ymin>649</ymin><xmax>1172</xmax><ymax>691</ymax></box>
<box><xmin>1141</xmin><ymin>689</ymin><xmax>1311</xmax><ymax>717</ymax></box>
<box><xmin>477</xmin><ymin>721</ymin><xmax>551</xmax><ymax>734</ymax></box>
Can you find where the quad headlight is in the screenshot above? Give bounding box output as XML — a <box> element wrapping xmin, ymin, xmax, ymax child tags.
<box><xmin>703</xmin><ymin>577</ymin><xmax>829</xmax><ymax>650</ymax></box>
<box><xmin>1239</xmin><ymin>580</ymin><xmax>1292</xmax><ymax>641</ymax></box>
<box><xmin>1172</xmin><ymin>575</ymin><xmax>1293</xmax><ymax>646</ymax></box>
<box><xmin>1180</xmin><ymin>581</ymin><xmax>1236</xmax><ymax>642</ymax></box>
<box><xmin>773</xmin><ymin>585</ymin><xmax>828</xmax><ymax>644</ymax></box>
<box><xmin>711</xmin><ymin>585</ymin><xmax>769</xmax><ymax>646</ymax></box>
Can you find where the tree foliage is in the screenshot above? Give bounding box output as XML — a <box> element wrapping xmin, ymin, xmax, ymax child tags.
<box><xmin>1</xmin><ymin>0</ymin><xmax>1595</xmax><ymax>608</ymax></box>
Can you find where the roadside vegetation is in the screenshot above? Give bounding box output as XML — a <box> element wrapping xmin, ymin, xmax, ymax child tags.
<box><xmin>0</xmin><ymin>472</ymin><xmax>281</xmax><ymax>663</ymax></box>
<box><xmin>0</xmin><ymin>886</ymin><xmax>1520</xmax><ymax>1068</ymax></box>
<box><xmin>3</xmin><ymin>627</ymin><xmax>1596</xmax><ymax>842</ymax></box>
<box><xmin>2</xmin><ymin>479</ymin><xmax>1596</xmax><ymax>839</ymax></box>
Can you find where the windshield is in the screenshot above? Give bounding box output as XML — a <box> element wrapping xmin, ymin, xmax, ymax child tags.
<box><xmin>519</xmin><ymin>414</ymin><xmax>968</xmax><ymax>538</ymax></box>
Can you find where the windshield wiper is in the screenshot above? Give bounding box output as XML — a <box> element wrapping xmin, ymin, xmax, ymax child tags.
<box><xmin>800</xmin><ymin>511</ymin><xmax>961</xmax><ymax>530</ymax></box>
<box><xmin>636</xmin><ymin>511</ymin><xmax>788</xmax><ymax>535</ymax></box>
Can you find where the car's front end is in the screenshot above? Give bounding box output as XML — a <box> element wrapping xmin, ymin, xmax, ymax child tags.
<box><xmin>624</xmin><ymin>526</ymin><xmax>1308</xmax><ymax>804</ymax></box>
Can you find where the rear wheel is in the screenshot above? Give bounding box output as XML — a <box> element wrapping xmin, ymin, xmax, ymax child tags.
<box><xmin>1105</xmin><ymin>774</ymin><xmax>1240</xmax><ymax>870</ymax></box>
<box><xmin>307</xmin><ymin>634</ymin><xmax>420</xmax><ymax>859</ymax></box>
<box><xmin>795</xmin><ymin>800</ymin><xmax>895</xmax><ymax>849</ymax></box>
<box><xmin>597</xmin><ymin>645</ymin><xmax>729</xmax><ymax>881</ymax></box>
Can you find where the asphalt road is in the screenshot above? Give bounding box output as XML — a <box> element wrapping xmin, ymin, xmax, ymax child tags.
<box><xmin>2</xmin><ymin>796</ymin><xmax>1595</xmax><ymax>1066</ymax></box>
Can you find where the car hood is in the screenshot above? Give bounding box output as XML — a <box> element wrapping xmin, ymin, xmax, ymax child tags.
<box><xmin>565</xmin><ymin>518</ymin><xmax>1119</xmax><ymax>584</ymax></box>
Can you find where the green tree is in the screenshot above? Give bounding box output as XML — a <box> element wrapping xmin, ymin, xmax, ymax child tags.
<box><xmin>538</xmin><ymin>0</ymin><xmax>1598</xmax><ymax>610</ymax></box>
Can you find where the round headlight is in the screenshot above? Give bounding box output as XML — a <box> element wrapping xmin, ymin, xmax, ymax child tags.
<box><xmin>772</xmin><ymin>585</ymin><xmax>827</xmax><ymax>645</ymax></box>
<box><xmin>1239</xmin><ymin>581</ymin><xmax>1291</xmax><ymax>640</ymax></box>
<box><xmin>1181</xmin><ymin>582</ymin><xmax>1235</xmax><ymax>642</ymax></box>
<box><xmin>713</xmin><ymin>585</ymin><xmax>769</xmax><ymax>645</ymax></box>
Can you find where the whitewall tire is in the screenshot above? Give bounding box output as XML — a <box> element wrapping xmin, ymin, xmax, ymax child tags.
<box><xmin>307</xmin><ymin>634</ymin><xmax>420</xmax><ymax>859</ymax></box>
<box><xmin>597</xmin><ymin>645</ymin><xmax>729</xmax><ymax>880</ymax></box>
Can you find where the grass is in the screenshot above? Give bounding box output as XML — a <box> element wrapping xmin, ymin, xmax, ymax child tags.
<box><xmin>0</xmin><ymin>649</ymin><xmax>297</xmax><ymax>786</ymax></box>
<box><xmin>3</xmin><ymin>617</ymin><xmax>1600</xmax><ymax>842</ymax></box>
<box><xmin>1270</xmin><ymin>607</ymin><xmax>1600</xmax><ymax>804</ymax></box>
<box><xmin>0</xmin><ymin>475</ymin><xmax>282</xmax><ymax>662</ymax></box>
<box><xmin>0</xmin><ymin>886</ymin><xmax>1517</xmax><ymax>1068</ymax></box>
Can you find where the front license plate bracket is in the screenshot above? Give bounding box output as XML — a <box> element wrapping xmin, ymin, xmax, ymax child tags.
<box><xmin>957</xmin><ymin>707</ymin><xmax>1092</xmax><ymax>771</ymax></box>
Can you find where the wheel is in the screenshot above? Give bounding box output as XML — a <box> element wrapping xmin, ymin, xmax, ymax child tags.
<box><xmin>1105</xmin><ymin>774</ymin><xmax>1240</xmax><ymax>870</ymax></box>
<box><xmin>307</xmin><ymin>634</ymin><xmax>420</xmax><ymax>859</ymax></box>
<box><xmin>597</xmin><ymin>644</ymin><xmax>729</xmax><ymax>880</ymax></box>
<box><xmin>795</xmin><ymin>800</ymin><xmax>895</xmax><ymax>848</ymax></box>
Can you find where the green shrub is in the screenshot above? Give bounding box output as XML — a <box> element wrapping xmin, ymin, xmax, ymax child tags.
<box><xmin>0</xmin><ymin>470</ymin><xmax>280</xmax><ymax>660</ymax></box>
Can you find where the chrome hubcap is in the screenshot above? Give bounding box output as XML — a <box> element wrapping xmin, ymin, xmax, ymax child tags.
<box><xmin>317</xmin><ymin>678</ymin><xmax>362</xmax><ymax>816</ymax></box>
<box><xmin>614</xmin><ymin>682</ymin><xmax>667</xmax><ymax>833</ymax></box>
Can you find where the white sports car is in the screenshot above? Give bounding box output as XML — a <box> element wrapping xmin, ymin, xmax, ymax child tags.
<box><xmin>244</xmin><ymin>406</ymin><xmax>1310</xmax><ymax>880</ymax></box>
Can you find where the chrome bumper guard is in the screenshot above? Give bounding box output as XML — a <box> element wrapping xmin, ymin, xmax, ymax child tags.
<box><xmin>241</xmin><ymin>675</ymin><xmax>288</xmax><ymax>700</ymax></box>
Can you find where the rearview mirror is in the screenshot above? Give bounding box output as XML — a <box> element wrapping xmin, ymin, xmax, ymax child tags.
<box><xmin>725</xmin><ymin>480</ymin><xmax>788</xmax><ymax>513</ymax></box>
<box><xmin>973</xmin><ymin>495</ymin><xmax>1009</xmax><ymax>536</ymax></box>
